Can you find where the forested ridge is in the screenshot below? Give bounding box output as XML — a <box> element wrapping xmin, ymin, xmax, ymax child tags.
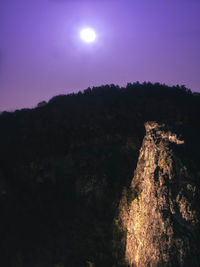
<box><xmin>0</xmin><ymin>82</ymin><xmax>200</xmax><ymax>266</ymax></box>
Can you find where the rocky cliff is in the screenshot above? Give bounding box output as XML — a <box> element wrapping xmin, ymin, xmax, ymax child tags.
<box><xmin>117</xmin><ymin>122</ymin><xmax>200</xmax><ymax>267</ymax></box>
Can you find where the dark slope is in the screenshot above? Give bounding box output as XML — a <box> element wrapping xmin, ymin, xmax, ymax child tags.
<box><xmin>0</xmin><ymin>82</ymin><xmax>200</xmax><ymax>266</ymax></box>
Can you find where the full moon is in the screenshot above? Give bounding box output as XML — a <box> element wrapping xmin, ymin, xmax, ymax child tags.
<box><xmin>80</xmin><ymin>28</ymin><xmax>96</xmax><ymax>43</ymax></box>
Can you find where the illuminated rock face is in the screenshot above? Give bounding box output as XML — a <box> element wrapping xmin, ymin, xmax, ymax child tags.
<box><xmin>118</xmin><ymin>122</ymin><xmax>200</xmax><ymax>267</ymax></box>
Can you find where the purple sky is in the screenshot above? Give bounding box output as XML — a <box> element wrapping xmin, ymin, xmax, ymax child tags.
<box><xmin>1</xmin><ymin>0</ymin><xmax>200</xmax><ymax>111</ymax></box>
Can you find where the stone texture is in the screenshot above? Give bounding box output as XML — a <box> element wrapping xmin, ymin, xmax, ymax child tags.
<box><xmin>117</xmin><ymin>122</ymin><xmax>200</xmax><ymax>267</ymax></box>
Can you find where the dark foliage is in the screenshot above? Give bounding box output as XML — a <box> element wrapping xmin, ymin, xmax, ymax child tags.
<box><xmin>0</xmin><ymin>82</ymin><xmax>200</xmax><ymax>266</ymax></box>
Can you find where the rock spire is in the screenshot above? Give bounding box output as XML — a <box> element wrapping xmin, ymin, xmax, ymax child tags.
<box><xmin>117</xmin><ymin>122</ymin><xmax>200</xmax><ymax>266</ymax></box>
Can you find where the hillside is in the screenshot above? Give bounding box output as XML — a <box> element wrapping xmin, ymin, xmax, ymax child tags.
<box><xmin>0</xmin><ymin>82</ymin><xmax>200</xmax><ymax>266</ymax></box>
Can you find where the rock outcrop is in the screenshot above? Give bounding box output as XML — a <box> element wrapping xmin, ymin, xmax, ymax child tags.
<box><xmin>117</xmin><ymin>122</ymin><xmax>200</xmax><ymax>266</ymax></box>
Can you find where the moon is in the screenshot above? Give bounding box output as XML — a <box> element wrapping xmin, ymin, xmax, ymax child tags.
<box><xmin>80</xmin><ymin>28</ymin><xmax>96</xmax><ymax>43</ymax></box>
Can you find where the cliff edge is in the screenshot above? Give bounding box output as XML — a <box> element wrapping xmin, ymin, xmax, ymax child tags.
<box><xmin>117</xmin><ymin>122</ymin><xmax>200</xmax><ymax>266</ymax></box>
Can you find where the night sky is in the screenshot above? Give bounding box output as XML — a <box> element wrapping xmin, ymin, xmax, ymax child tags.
<box><xmin>1</xmin><ymin>0</ymin><xmax>200</xmax><ymax>111</ymax></box>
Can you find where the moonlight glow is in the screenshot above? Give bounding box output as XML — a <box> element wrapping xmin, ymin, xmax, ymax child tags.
<box><xmin>80</xmin><ymin>28</ymin><xmax>96</xmax><ymax>43</ymax></box>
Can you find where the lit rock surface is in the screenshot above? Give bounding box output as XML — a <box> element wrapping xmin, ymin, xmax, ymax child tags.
<box><xmin>117</xmin><ymin>122</ymin><xmax>200</xmax><ymax>267</ymax></box>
